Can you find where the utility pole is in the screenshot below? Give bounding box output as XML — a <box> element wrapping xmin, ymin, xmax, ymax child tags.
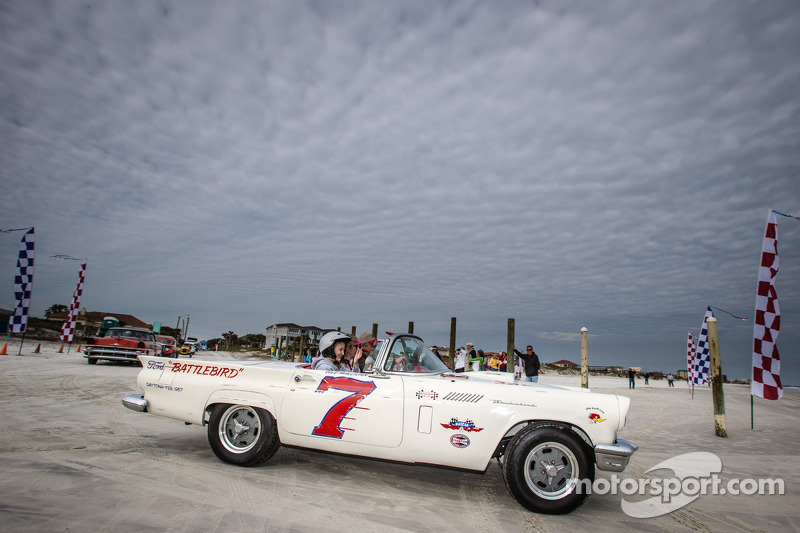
<box><xmin>184</xmin><ymin>315</ymin><xmax>190</xmax><ymax>340</ymax></box>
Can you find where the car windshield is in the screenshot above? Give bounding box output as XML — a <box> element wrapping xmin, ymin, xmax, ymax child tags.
<box><xmin>108</xmin><ymin>328</ymin><xmax>148</xmax><ymax>340</ymax></box>
<box><xmin>383</xmin><ymin>337</ymin><xmax>449</xmax><ymax>373</ymax></box>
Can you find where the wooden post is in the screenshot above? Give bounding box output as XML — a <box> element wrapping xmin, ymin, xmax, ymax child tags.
<box><xmin>297</xmin><ymin>335</ymin><xmax>305</xmax><ymax>363</ymax></box>
<box><xmin>408</xmin><ymin>321</ymin><xmax>414</xmax><ymax>334</ymax></box>
<box><xmin>708</xmin><ymin>318</ymin><xmax>727</xmax><ymax>438</ymax></box>
<box><xmin>506</xmin><ymin>318</ymin><xmax>515</xmax><ymax>374</ymax></box>
<box><xmin>351</xmin><ymin>326</ymin><xmax>356</xmax><ymax>337</ymax></box>
<box><xmin>372</xmin><ymin>323</ymin><xmax>378</xmax><ymax>339</ymax></box>
<box><xmin>448</xmin><ymin>317</ymin><xmax>457</xmax><ymax>370</ymax></box>
<box><xmin>581</xmin><ymin>327</ymin><xmax>589</xmax><ymax>389</ymax></box>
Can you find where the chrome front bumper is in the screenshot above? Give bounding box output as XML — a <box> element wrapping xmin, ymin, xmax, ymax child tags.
<box><xmin>84</xmin><ymin>347</ymin><xmax>146</xmax><ymax>361</ymax></box>
<box><xmin>594</xmin><ymin>439</ymin><xmax>638</xmax><ymax>472</ymax></box>
<box><xmin>122</xmin><ymin>394</ymin><xmax>148</xmax><ymax>412</ymax></box>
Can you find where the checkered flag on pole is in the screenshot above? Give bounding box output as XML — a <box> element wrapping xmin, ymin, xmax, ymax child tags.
<box><xmin>752</xmin><ymin>211</ymin><xmax>782</xmax><ymax>400</ymax></box>
<box><xmin>693</xmin><ymin>307</ymin><xmax>713</xmax><ymax>386</ymax></box>
<box><xmin>10</xmin><ymin>228</ymin><xmax>35</xmax><ymax>333</ymax></box>
<box><xmin>686</xmin><ymin>332</ymin><xmax>696</xmax><ymax>384</ymax></box>
<box><xmin>60</xmin><ymin>262</ymin><xmax>87</xmax><ymax>342</ymax></box>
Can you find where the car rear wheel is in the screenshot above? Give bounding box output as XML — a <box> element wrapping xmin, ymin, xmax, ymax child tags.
<box><xmin>207</xmin><ymin>404</ymin><xmax>280</xmax><ymax>467</ymax></box>
<box><xmin>503</xmin><ymin>425</ymin><xmax>594</xmax><ymax>514</ymax></box>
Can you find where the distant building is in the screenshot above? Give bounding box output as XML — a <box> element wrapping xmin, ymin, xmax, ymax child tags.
<box><xmin>265</xmin><ymin>323</ymin><xmax>324</xmax><ymax>352</ymax></box>
<box><xmin>45</xmin><ymin>308</ymin><xmax>152</xmax><ymax>336</ymax></box>
<box><xmin>551</xmin><ymin>359</ymin><xmax>579</xmax><ymax>368</ymax></box>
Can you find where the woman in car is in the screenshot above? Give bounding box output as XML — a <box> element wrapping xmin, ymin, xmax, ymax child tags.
<box><xmin>311</xmin><ymin>331</ymin><xmax>350</xmax><ymax>372</ymax></box>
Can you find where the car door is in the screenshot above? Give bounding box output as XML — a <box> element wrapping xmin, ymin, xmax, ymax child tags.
<box><xmin>281</xmin><ymin>369</ymin><xmax>404</xmax><ymax>448</ymax></box>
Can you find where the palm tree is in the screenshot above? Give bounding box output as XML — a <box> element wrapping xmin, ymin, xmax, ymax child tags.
<box><xmin>45</xmin><ymin>304</ymin><xmax>68</xmax><ymax>317</ymax></box>
<box><xmin>222</xmin><ymin>331</ymin><xmax>238</xmax><ymax>349</ymax></box>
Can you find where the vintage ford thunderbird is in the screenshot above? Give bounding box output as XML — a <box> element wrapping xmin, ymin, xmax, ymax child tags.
<box><xmin>122</xmin><ymin>333</ymin><xmax>636</xmax><ymax>514</ymax></box>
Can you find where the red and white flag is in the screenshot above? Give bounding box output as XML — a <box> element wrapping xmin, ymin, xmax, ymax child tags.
<box><xmin>751</xmin><ymin>212</ymin><xmax>782</xmax><ymax>400</ymax></box>
<box><xmin>60</xmin><ymin>262</ymin><xmax>87</xmax><ymax>343</ymax></box>
<box><xmin>686</xmin><ymin>332</ymin><xmax>696</xmax><ymax>385</ymax></box>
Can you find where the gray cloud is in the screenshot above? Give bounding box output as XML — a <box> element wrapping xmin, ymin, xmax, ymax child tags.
<box><xmin>1</xmin><ymin>0</ymin><xmax>799</xmax><ymax>383</ymax></box>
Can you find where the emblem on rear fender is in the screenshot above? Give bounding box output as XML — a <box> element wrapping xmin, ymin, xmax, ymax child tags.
<box><xmin>450</xmin><ymin>434</ymin><xmax>470</xmax><ymax>448</ymax></box>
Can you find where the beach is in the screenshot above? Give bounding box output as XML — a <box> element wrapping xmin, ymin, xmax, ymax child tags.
<box><xmin>0</xmin><ymin>340</ymin><xmax>796</xmax><ymax>532</ymax></box>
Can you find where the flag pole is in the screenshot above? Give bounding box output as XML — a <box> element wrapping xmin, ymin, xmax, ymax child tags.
<box><xmin>750</xmin><ymin>395</ymin><xmax>754</xmax><ymax>429</ymax></box>
<box><xmin>17</xmin><ymin>332</ymin><xmax>25</xmax><ymax>356</ymax></box>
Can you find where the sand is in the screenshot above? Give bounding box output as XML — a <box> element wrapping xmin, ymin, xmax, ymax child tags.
<box><xmin>0</xmin><ymin>339</ymin><xmax>796</xmax><ymax>532</ymax></box>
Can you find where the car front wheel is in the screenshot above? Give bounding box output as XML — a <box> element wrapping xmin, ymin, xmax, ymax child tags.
<box><xmin>502</xmin><ymin>425</ymin><xmax>594</xmax><ymax>514</ymax></box>
<box><xmin>207</xmin><ymin>404</ymin><xmax>280</xmax><ymax>467</ymax></box>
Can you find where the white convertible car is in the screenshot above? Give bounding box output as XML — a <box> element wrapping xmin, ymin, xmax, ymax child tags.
<box><xmin>123</xmin><ymin>333</ymin><xmax>636</xmax><ymax>514</ymax></box>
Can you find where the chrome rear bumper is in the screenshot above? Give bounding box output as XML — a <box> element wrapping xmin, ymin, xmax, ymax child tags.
<box><xmin>594</xmin><ymin>439</ymin><xmax>638</xmax><ymax>472</ymax></box>
<box><xmin>122</xmin><ymin>394</ymin><xmax>148</xmax><ymax>412</ymax></box>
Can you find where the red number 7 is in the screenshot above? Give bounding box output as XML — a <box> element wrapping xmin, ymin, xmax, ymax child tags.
<box><xmin>312</xmin><ymin>376</ymin><xmax>377</xmax><ymax>438</ymax></box>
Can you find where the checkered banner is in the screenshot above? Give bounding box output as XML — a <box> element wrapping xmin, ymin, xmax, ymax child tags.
<box><xmin>60</xmin><ymin>262</ymin><xmax>87</xmax><ymax>342</ymax></box>
<box><xmin>752</xmin><ymin>211</ymin><xmax>782</xmax><ymax>400</ymax></box>
<box><xmin>686</xmin><ymin>332</ymin><xmax>696</xmax><ymax>385</ymax></box>
<box><xmin>693</xmin><ymin>307</ymin><xmax>713</xmax><ymax>386</ymax></box>
<box><xmin>10</xmin><ymin>228</ymin><xmax>35</xmax><ymax>333</ymax></box>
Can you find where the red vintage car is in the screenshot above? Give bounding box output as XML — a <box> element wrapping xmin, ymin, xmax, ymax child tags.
<box><xmin>156</xmin><ymin>335</ymin><xmax>178</xmax><ymax>357</ymax></box>
<box><xmin>84</xmin><ymin>327</ymin><xmax>160</xmax><ymax>365</ymax></box>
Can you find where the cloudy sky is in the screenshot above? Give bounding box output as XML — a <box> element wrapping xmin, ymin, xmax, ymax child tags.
<box><xmin>2</xmin><ymin>1</ymin><xmax>799</xmax><ymax>384</ymax></box>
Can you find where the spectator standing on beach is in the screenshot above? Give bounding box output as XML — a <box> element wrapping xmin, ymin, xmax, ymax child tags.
<box><xmin>499</xmin><ymin>351</ymin><xmax>507</xmax><ymax>372</ymax></box>
<box><xmin>430</xmin><ymin>346</ymin><xmax>442</xmax><ymax>362</ymax></box>
<box><xmin>465</xmin><ymin>343</ymin><xmax>477</xmax><ymax>369</ymax></box>
<box><xmin>512</xmin><ymin>344</ymin><xmax>541</xmax><ymax>382</ymax></box>
<box><xmin>628</xmin><ymin>368</ymin><xmax>636</xmax><ymax>389</ymax></box>
<box><xmin>487</xmin><ymin>352</ymin><xmax>501</xmax><ymax>371</ymax></box>
<box><xmin>467</xmin><ymin>348</ymin><xmax>482</xmax><ymax>371</ymax></box>
<box><xmin>667</xmin><ymin>373</ymin><xmax>675</xmax><ymax>387</ymax></box>
<box><xmin>644</xmin><ymin>372</ymin><xmax>650</xmax><ymax>385</ymax></box>
<box><xmin>454</xmin><ymin>346</ymin><xmax>468</xmax><ymax>373</ymax></box>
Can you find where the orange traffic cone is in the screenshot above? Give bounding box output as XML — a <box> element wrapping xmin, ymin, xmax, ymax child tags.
<box><xmin>57</xmin><ymin>344</ymin><xmax>64</xmax><ymax>353</ymax></box>
<box><xmin>76</xmin><ymin>344</ymin><xmax>81</xmax><ymax>352</ymax></box>
<box><xmin>33</xmin><ymin>343</ymin><xmax>41</xmax><ymax>353</ymax></box>
<box><xmin>0</xmin><ymin>342</ymin><xmax>7</xmax><ymax>355</ymax></box>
